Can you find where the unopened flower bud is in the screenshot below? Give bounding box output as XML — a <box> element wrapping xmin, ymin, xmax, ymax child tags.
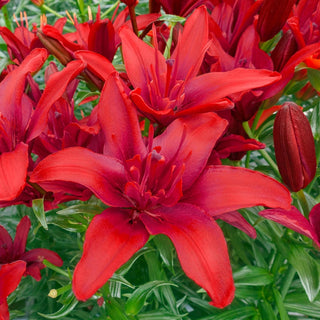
<box><xmin>31</xmin><ymin>0</ymin><xmax>44</xmax><ymax>6</ymax></box>
<box><xmin>273</xmin><ymin>102</ymin><xmax>317</xmax><ymax>192</ymax></box>
<box><xmin>37</xmin><ymin>30</ymin><xmax>73</xmax><ymax>66</ymax></box>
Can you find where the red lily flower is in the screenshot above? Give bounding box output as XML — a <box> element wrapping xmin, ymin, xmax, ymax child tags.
<box><xmin>0</xmin><ymin>216</ymin><xmax>63</xmax><ymax>280</ymax></box>
<box><xmin>30</xmin><ymin>73</ymin><xmax>292</xmax><ymax>308</ymax></box>
<box><xmin>0</xmin><ymin>0</ymin><xmax>9</xmax><ymax>9</ymax></box>
<box><xmin>120</xmin><ymin>6</ymin><xmax>281</xmax><ymax>126</ymax></box>
<box><xmin>0</xmin><ymin>216</ymin><xmax>63</xmax><ymax>320</ymax></box>
<box><xmin>0</xmin><ymin>261</ymin><xmax>26</xmax><ymax>320</ymax></box>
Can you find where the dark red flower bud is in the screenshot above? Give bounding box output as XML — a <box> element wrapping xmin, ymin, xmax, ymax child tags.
<box><xmin>273</xmin><ymin>102</ymin><xmax>317</xmax><ymax>192</ymax></box>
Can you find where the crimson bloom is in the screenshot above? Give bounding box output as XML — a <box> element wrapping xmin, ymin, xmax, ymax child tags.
<box><xmin>0</xmin><ymin>216</ymin><xmax>63</xmax><ymax>320</ymax></box>
<box><xmin>273</xmin><ymin>102</ymin><xmax>317</xmax><ymax>192</ymax></box>
<box><xmin>120</xmin><ymin>6</ymin><xmax>282</xmax><ymax>126</ymax></box>
<box><xmin>30</xmin><ymin>74</ymin><xmax>293</xmax><ymax>308</ymax></box>
<box><xmin>0</xmin><ymin>261</ymin><xmax>26</xmax><ymax>320</ymax></box>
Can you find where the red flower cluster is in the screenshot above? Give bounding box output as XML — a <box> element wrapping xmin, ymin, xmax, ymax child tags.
<box><xmin>0</xmin><ymin>0</ymin><xmax>319</xmax><ymax>315</ymax></box>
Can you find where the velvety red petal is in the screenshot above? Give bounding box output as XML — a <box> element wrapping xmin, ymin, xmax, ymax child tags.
<box><xmin>0</xmin><ymin>261</ymin><xmax>26</xmax><ymax>304</ymax></box>
<box><xmin>20</xmin><ymin>248</ymin><xmax>63</xmax><ymax>280</ymax></box>
<box><xmin>120</xmin><ymin>26</ymin><xmax>166</xmax><ymax>95</ymax></box>
<box><xmin>140</xmin><ymin>203</ymin><xmax>235</xmax><ymax>308</ymax></box>
<box><xmin>0</xmin><ymin>300</ymin><xmax>9</xmax><ymax>320</ymax></box>
<box><xmin>183</xmin><ymin>165</ymin><xmax>291</xmax><ymax>216</ymax></box>
<box><xmin>217</xmin><ymin>211</ymin><xmax>257</xmax><ymax>239</ymax></box>
<box><xmin>153</xmin><ymin>113</ymin><xmax>227</xmax><ymax>190</ymax></box>
<box><xmin>309</xmin><ymin>204</ymin><xmax>320</xmax><ymax>243</ymax></box>
<box><xmin>98</xmin><ymin>74</ymin><xmax>146</xmax><ymax>160</ymax></box>
<box><xmin>73</xmin><ymin>208</ymin><xmax>149</xmax><ymax>300</ymax></box>
<box><xmin>0</xmin><ymin>143</ymin><xmax>28</xmax><ymax>201</ymax></box>
<box><xmin>26</xmin><ymin>60</ymin><xmax>85</xmax><ymax>142</ymax></box>
<box><xmin>171</xmin><ymin>6</ymin><xmax>209</xmax><ymax>81</ymax></box>
<box><xmin>30</xmin><ymin>147</ymin><xmax>130</xmax><ymax>207</ymax></box>
<box><xmin>13</xmin><ymin>216</ymin><xmax>31</xmax><ymax>258</ymax></box>
<box><xmin>0</xmin><ymin>48</ymin><xmax>47</xmax><ymax>121</ymax></box>
<box><xmin>74</xmin><ymin>50</ymin><xmax>116</xmax><ymax>80</ymax></box>
<box><xmin>259</xmin><ymin>206</ymin><xmax>320</xmax><ymax>247</ymax></box>
<box><xmin>183</xmin><ymin>68</ymin><xmax>281</xmax><ymax>111</ymax></box>
<box><xmin>0</xmin><ymin>226</ymin><xmax>13</xmax><ymax>261</ymax></box>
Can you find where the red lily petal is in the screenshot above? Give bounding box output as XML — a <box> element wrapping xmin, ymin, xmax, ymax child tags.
<box><xmin>0</xmin><ymin>143</ymin><xmax>28</xmax><ymax>201</ymax></box>
<box><xmin>140</xmin><ymin>203</ymin><xmax>235</xmax><ymax>308</ymax></box>
<box><xmin>0</xmin><ymin>300</ymin><xmax>9</xmax><ymax>320</ymax></box>
<box><xmin>120</xmin><ymin>25</ymin><xmax>167</xmax><ymax>95</ymax></box>
<box><xmin>20</xmin><ymin>248</ymin><xmax>63</xmax><ymax>280</ymax></box>
<box><xmin>74</xmin><ymin>50</ymin><xmax>116</xmax><ymax>80</ymax></box>
<box><xmin>13</xmin><ymin>216</ymin><xmax>31</xmax><ymax>258</ymax></box>
<box><xmin>73</xmin><ymin>208</ymin><xmax>149</xmax><ymax>300</ymax></box>
<box><xmin>183</xmin><ymin>165</ymin><xmax>291</xmax><ymax>216</ymax></box>
<box><xmin>0</xmin><ymin>261</ymin><xmax>26</xmax><ymax>304</ymax></box>
<box><xmin>0</xmin><ymin>226</ymin><xmax>13</xmax><ymax>261</ymax></box>
<box><xmin>259</xmin><ymin>206</ymin><xmax>320</xmax><ymax>247</ymax></box>
<box><xmin>0</xmin><ymin>48</ymin><xmax>47</xmax><ymax>121</ymax></box>
<box><xmin>263</xmin><ymin>43</ymin><xmax>320</xmax><ymax>100</ymax></box>
<box><xmin>309</xmin><ymin>204</ymin><xmax>320</xmax><ymax>243</ymax></box>
<box><xmin>26</xmin><ymin>60</ymin><xmax>85</xmax><ymax>142</ymax></box>
<box><xmin>171</xmin><ymin>6</ymin><xmax>209</xmax><ymax>81</ymax></box>
<box><xmin>183</xmin><ymin>68</ymin><xmax>281</xmax><ymax>111</ymax></box>
<box><xmin>30</xmin><ymin>147</ymin><xmax>130</xmax><ymax>207</ymax></box>
<box><xmin>153</xmin><ymin>113</ymin><xmax>227</xmax><ymax>190</ymax></box>
<box><xmin>217</xmin><ymin>211</ymin><xmax>257</xmax><ymax>239</ymax></box>
<box><xmin>98</xmin><ymin>74</ymin><xmax>146</xmax><ymax>160</ymax></box>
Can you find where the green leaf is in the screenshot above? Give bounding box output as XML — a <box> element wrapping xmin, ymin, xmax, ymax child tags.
<box><xmin>308</xmin><ymin>68</ymin><xmax>320</xmax><ymax>92</ymax></box>
<box><xmin>198</xmin><ymin>306</ymin><xmax>257</xmax><ymax>320</ymax></box>
<box><xmin>288</xmin><ymin>245</ymin><xmax>320</xmax><ymax>301</ymax></box>
<box><xmin>32</xmin><ymin>198</ymin><xmax>48</xmax><ymax>230</ymax></box>
<box><xmin>285</xmin><ymin>293</ymin><xmax>320</xmax><ymax>318</ymax></box>
<box><xmin>137</xmin><ymin>310</ymin><xmax>187</xmax><ymax>320</ymax></box>
<box><xmin>38</xmin><ymin>295</ymin><xmax>78</xmax><ymax>319</ymax></box>
<box><xmin>125</xmin><ymin>281</ymin><xmax>177</xmax><ymax>315</ymax></box>
<box><xmin>259</xmin><ymin>300</ymin><xmax>277</xmax><ymax>320</ymax></box>
<box><xmin>157</xmin><ymin>14</ymin><xmax>185</xmax><ymax>24</ymax></box>
<box><xmin>105</xmin><ymin>296</ymin><xmax>129</xmax><ymax>320</ymax></box>
<box><xmin>57</xmin><ymin>204</ymin><xmax>103</xmax><ymax>216</ymax></box>
<box><xmin>272</xmin><ymin>287</ymin><xmax>289</xmax><ymax>320</ymax></box>
<box><xmin>233</xmin><ymin>266</ymin><xmax>274</xmax><ymax>286</ymax></box>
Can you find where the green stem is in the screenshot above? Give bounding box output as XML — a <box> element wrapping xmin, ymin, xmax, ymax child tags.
<box><xmin>48</xmin><ymin>284</ymin><xmax>72</xmax><ymax>299</ymax></box>
<box><xmin>101</xmin><ymin>1</ymin><xmax>120</xmax><ymax>19</ymax></box>
<box><xmin>2</xmin><ymin>5</ymin><xmax>12</xmax><ymax>31</ymax></box>
<box><xmin>245</xmin><ymin>150</ymin><xmax>252</xmax><ymax>168</ymax></box>
<box><xmin>243</xmin><ymin>121</ymin><xmax>280</xmax><ymax>178</ymax></box>
<box><xmin>164</xmin><ymin>22</ymin><xmax>175</xmax><ymax>59</ymax></box>
<box><xmin>295</xmin><ymin>189</ymin><xmax>309</xmax><ymax>218</ymax></box>
<box><xmin>251</xmin><ymin>106</ymin><xmax>264</xmax><ymax>133</ymax></box>
<box><xmin>43</xmin><ymin>260</ymin><xmax>70</xmax><ymax>278</ymax></box>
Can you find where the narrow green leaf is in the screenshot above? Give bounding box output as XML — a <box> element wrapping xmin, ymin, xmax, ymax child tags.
<box><xmin>125</xmin><ymin>281</ymin><xmax>177</xmax><ymax>315</ymax></box>
<box><xmin>105</xmin><ymin>296</ymin><xmax>129</xmax><ymax>320</ymax></box>
<box><xmin>138</xmin><ymin>310</ymin><xmax>186</xmax><ymax>320</ymax></box>
<box><xmin>157</xmin><ymin>14</ymin><xmax>185</xmax><ymax>24</ymax></box>
<box><xmin>273</xmin><ymin>287</ymin><xmax>289</xmax><ymax>320</ymax></box>
<box><xmin>288</xmin><ymin>245</ymin><xmax>320</xmax><ymax>301</ymax></box>
<box><xmin>259</xmin><ymin>300</ymin><xmax>277</xmax><ymax>320</ymax></box>
<box><xmin>198</xmin><ymin>307</ymin><xmax>257</xmax><ymax>320</ymax></box>
<box><xmin>38</xmin><ymin>295</ymin><xmax>78</xmax><ymax>319</ymax></box>
<box><xmin>233</xmin><ymin>266</ymin><xmax>274</xmax><ymax>286</ymax></box>
<box><xmin>57</xmin><ymin>204</ymin><xmax>103</xmax><ymax>216</ymax></box>
<box><xmin>32</xmin><ymin>198</ymin><xmax>48</xmax><ymax>230</ymax></box>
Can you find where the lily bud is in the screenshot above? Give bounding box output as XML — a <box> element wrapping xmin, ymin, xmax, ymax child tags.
<box><xmin>273</xmin><ymin>102</ymin><xmax>317</xmax><ymax>192</ymax></box>
<box><xmin>31</xmin><ymin>0</ymin><xmax>44</xmax><ymax>6</ymax></box>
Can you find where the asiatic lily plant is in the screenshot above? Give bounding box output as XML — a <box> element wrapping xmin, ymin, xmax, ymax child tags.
<box><xmin>1</xmin><ymin>0</ymin><xmax>320</xmax><ymax>319</ymax></box>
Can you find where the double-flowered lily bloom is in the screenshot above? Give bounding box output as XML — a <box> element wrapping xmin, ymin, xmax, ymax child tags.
<box><xmin>120</xmin><ymin>6</ymin><xmax>282</xmax><ymax>126</ymax></box>
<box><xmin>0</xmin><ymin>216</ymin><xmax>63</xmax><ymax>320</ymax></box>
<box><xmin>30</xmin><ymin>73</ymin><xmax>295</xmax><ymax>308</ymax></box>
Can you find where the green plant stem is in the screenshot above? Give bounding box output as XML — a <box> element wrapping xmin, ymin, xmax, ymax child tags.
<box><xmin>243</xmin><ymin>121</ymin><xmax>281</xmax><ymax>178</ymax></box>
<box><xmin>251</xmin><ymin>106</ymin><xmax>264</xmax><ymax>132</ymax></box>
<box><xmin>43</xmin><ymin>259</ymin><xmax>70</xmax><ymax>278</ymax></box>
<box><xmin>2</xmin><ymin>5</ymin><xmax>12</xmax><ymax>31</ymax></box>
<box><xmin>101</xmin><ymin>1</ymin><xmax>120</xmax><ymax>19</ymax></box>
<box><xmin>164</xmin><ymin>22</ymin><xmax>175</xmax><ymax>59</ymax></box>
<box><xmin>295</xmin><ymin>189</ymin><xmax>309</xmax><ymax>218</ymax></box>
